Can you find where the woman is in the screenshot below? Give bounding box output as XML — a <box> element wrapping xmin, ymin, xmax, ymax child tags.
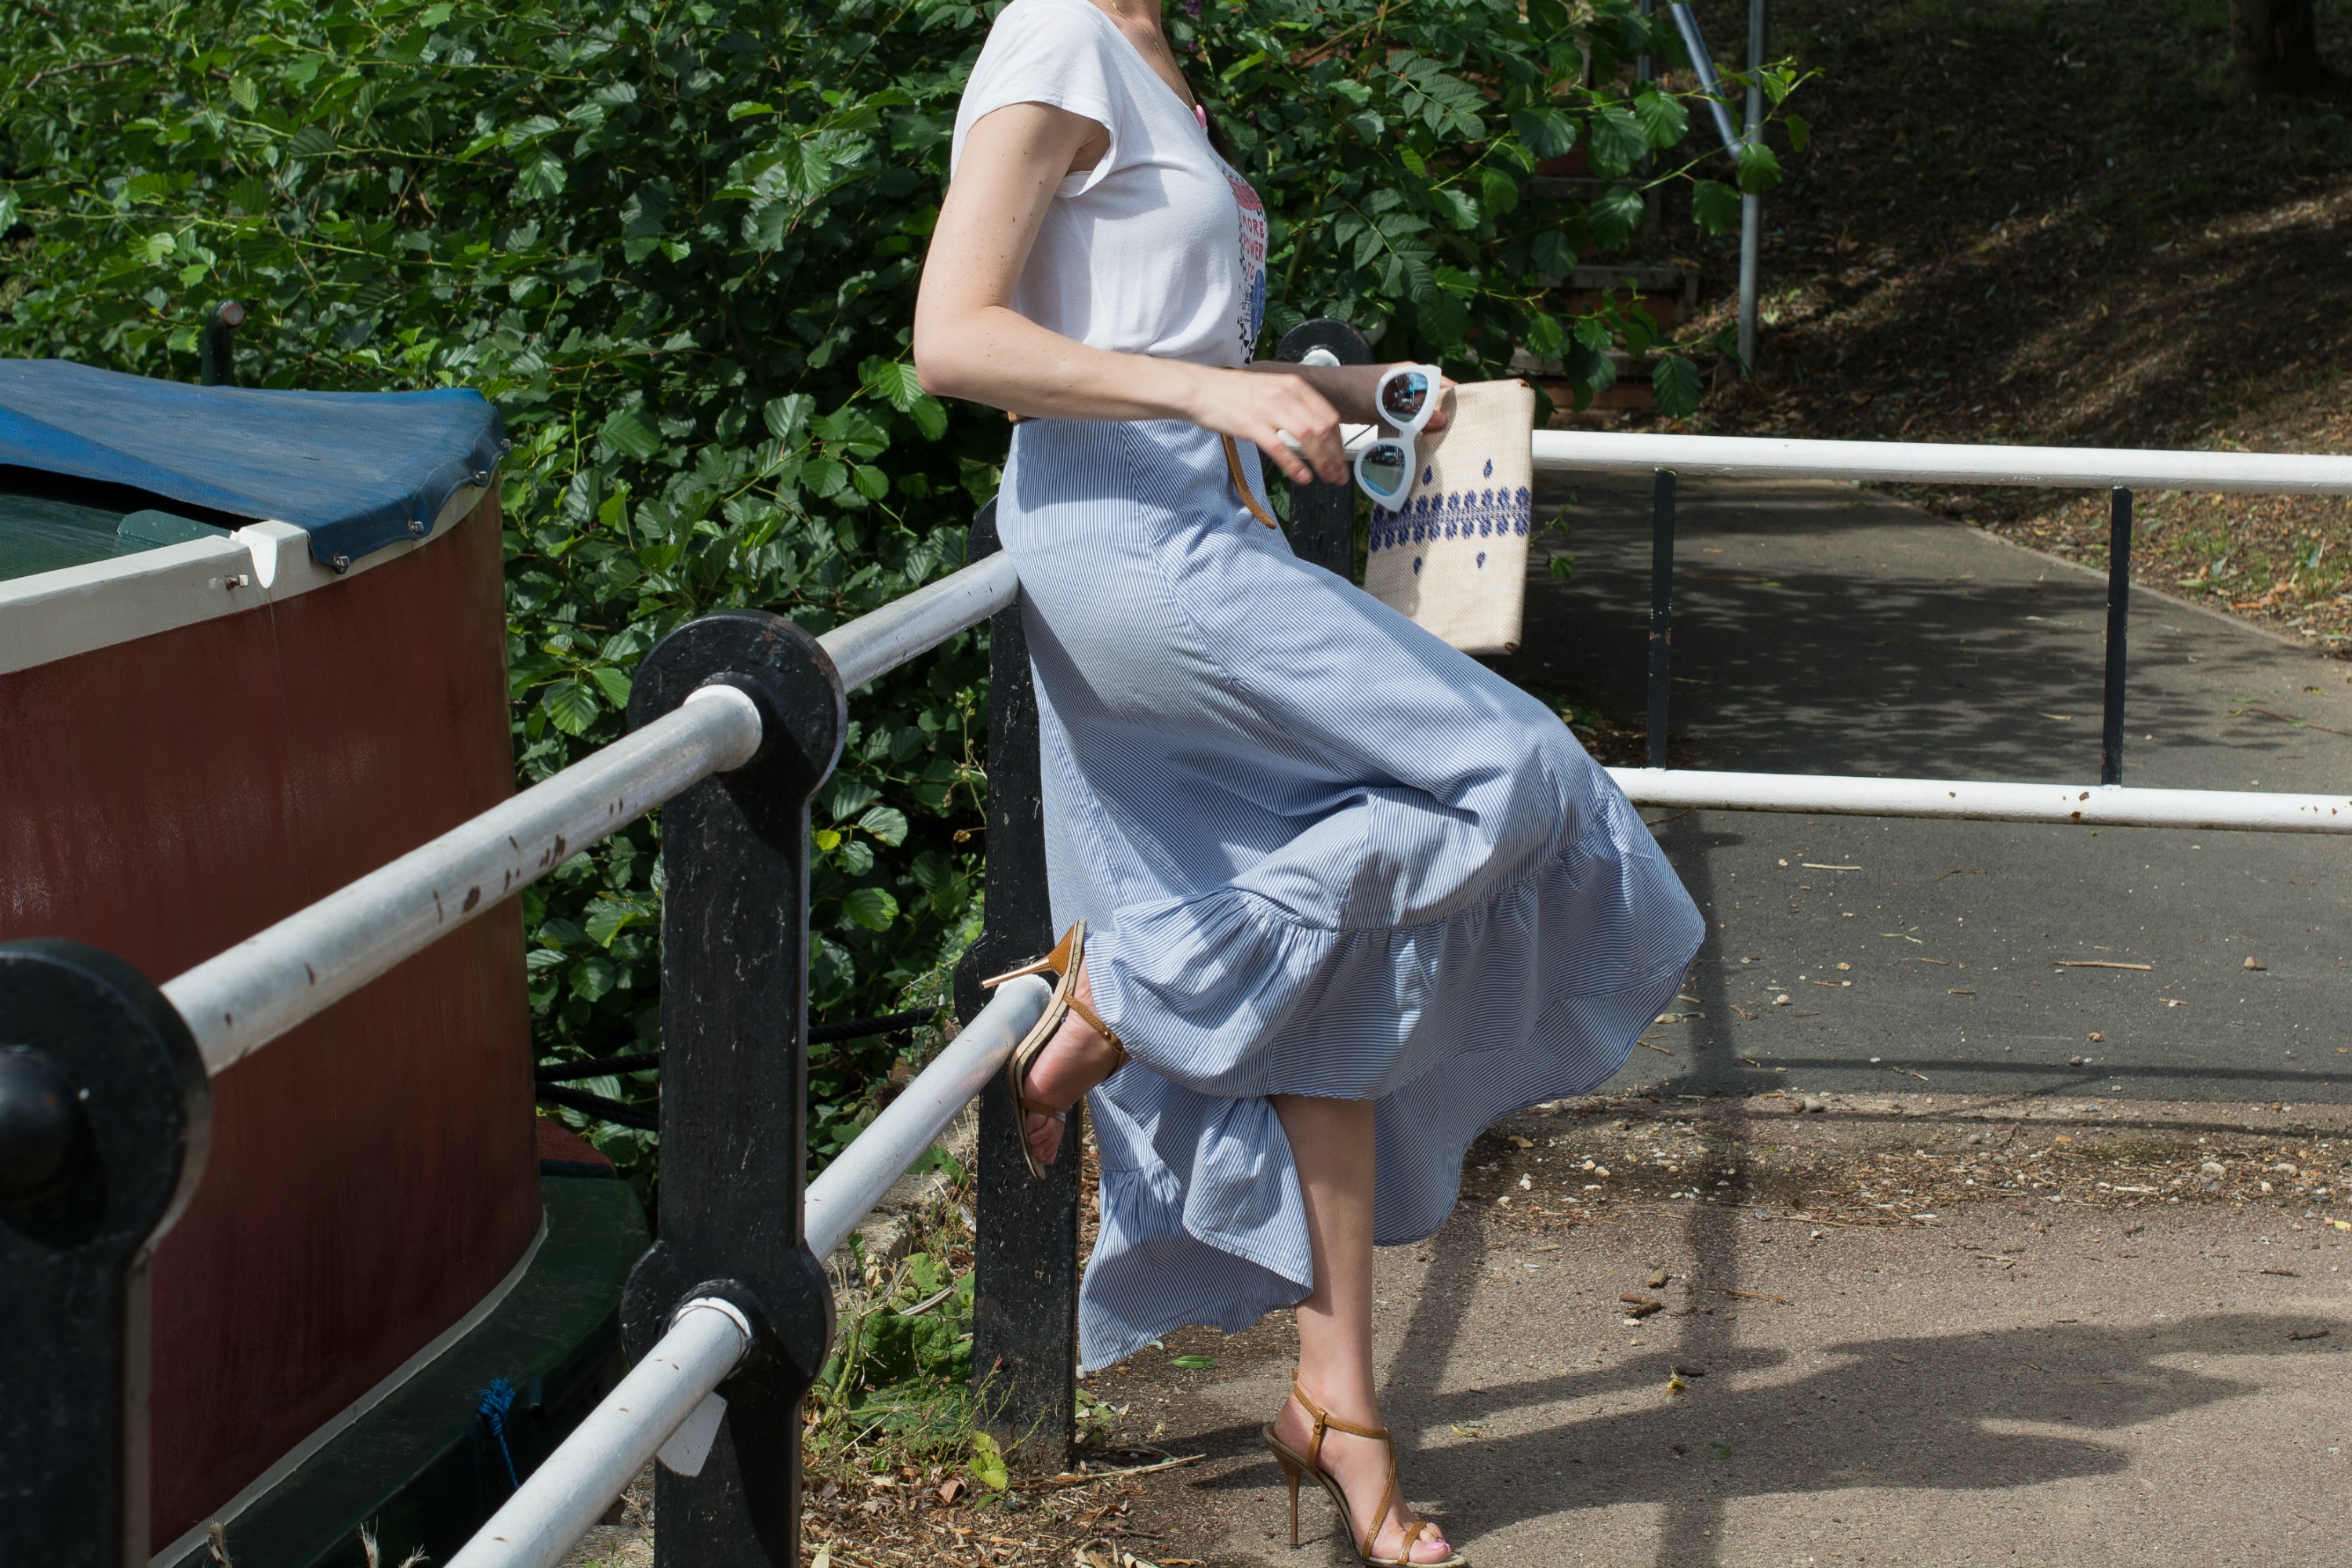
<box><xmin>913</xmin><ymin>2</ymin><xmax>1702</xmax><ymax>1561</ymax></box>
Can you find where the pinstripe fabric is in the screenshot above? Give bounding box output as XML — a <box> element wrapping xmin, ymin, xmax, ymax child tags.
<box><xmin>998</xmin><ymin>416</ymin><xmax>1703</xmax><ymax>1371</ymax></box>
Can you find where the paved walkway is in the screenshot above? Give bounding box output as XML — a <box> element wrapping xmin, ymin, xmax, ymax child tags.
<box><xmin>1493</xmin><ymin>477</ymin><xmax>2352</xmax><ymax>1106</ymax></box>
<box><xmin>1101</xmin><ymin>1095</ymin><xmax>2352</xmax><ymax>1568</ymax></box>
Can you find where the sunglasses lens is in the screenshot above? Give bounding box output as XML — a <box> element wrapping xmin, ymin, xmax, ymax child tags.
<box><xmin>1359</xmin><ymin>442</ymin><xmax>1411</xmax><ymax>502</ymax></box>
<box><xmin>1380</xmin><ymin>371</ymin><xmax>1430</xmax><ymax>426</ymax></box>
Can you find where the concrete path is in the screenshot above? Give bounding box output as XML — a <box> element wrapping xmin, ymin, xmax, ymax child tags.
<box><xmin>1101</xmin><ymin>1095</ymin><xmax>2352</xmax><ymax>1568</ymax></box>
<box><xmin>1488</xmin><ymin>477</ymin><xmax>2352</xmax><ymax>1105</ymax></box>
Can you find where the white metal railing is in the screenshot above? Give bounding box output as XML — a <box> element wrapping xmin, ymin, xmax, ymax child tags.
<box><xmin>1528</xmin><ymin>428</ymin><xmax>2352</xmax><ymax>493</ymax></box>
<box><xmin>162</xmin><ymin>558</ymin><xmax>1019</xmax><ymax>1078</ymax></box>
<box><xmin>448</xmin><ymin>975</ymin><xmax>1050</xmax><ymax>1568</ymax></box>
<box><xmin>1606</xmin><ymin>769</ymin><xmax>2352</xmax><ymax>833</ymax></box>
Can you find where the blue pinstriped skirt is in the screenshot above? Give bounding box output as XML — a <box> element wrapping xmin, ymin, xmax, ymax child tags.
<box><xmin>998</xmin><ymin>417</ymin><xmax>1703</xmax><ymax>1372</ymax></box>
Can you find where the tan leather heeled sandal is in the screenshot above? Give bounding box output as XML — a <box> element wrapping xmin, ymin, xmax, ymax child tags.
<box><xmin>1261</xmin><ymin>1381</ymin><xmax>1466</xmax><ymax>1566</ymax></box>
<box><xmin>978</xmin><ymin>920</ymin><xmax>1127</xmax><ymax>1178</ymax></box>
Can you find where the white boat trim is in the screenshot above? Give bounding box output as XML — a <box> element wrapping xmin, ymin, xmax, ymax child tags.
<box><xmin>0</xmin><ymin>481</ymin><xmax>488</xmax><ymax>677</ymax></box>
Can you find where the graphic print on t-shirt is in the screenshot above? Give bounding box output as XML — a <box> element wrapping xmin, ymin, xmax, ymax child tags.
<box><xmin>1221</xmin><ymin>165</ymin><xmax>1268</xmax><ymax>360</ymax></box>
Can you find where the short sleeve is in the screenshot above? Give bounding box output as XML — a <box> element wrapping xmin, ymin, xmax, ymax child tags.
<box><xmin>952</xmin><ymin>0</ymin><xmax>1128</xmax><ymax>197</ymax></box>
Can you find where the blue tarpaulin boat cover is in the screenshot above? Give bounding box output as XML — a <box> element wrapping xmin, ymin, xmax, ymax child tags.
<box><xmin>0</xmin><ymin>359</ymin><xmax>506</xmax><ymax>570</ymax></box>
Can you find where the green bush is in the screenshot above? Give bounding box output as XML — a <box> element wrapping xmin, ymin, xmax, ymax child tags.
<box><xmin>0</xmin><ymin>0</ymin><xmax>1795</xmax><ymax>1173</ymax></box>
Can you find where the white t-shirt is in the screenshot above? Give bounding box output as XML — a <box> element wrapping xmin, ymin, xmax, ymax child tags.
<box><xmin>950</xmin><ymin>0</ymin><xmax>1267</xmax><ymax>369</ymax></box>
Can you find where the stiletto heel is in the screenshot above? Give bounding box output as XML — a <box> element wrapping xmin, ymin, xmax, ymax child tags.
<box><xmin>979</xmin><ymin>920</ymin><xmax>1128</xmax><ymax>1178</ymax></box>
<box><xmin>1259</xmin><ymin>1381</ymin><xmax>1465</xmax><ymax>1566</ymax></box>
<box><xmin>1272</xmin><ymin>1450</ymin><xmax>1304</xmax><ymax>1545</ymax></box>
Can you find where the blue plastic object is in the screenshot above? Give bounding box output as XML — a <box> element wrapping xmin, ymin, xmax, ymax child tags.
<box><xmin>0</xmin><ymin>360</ymin><xmax>506</xmax><ymax>572</ymax></box>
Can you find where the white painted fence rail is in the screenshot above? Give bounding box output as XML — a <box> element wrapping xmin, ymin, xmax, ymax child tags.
<box><xmin>1608</xmin><ymin>769</ymin><xmax>2352</xmax><ymax>833</ymax></box>
<box><xmin>804</xmin><ymin>973</ymin><xmax>1049</xmax><ymax>1259</ymax></box>
<box><xmin>160</xmin><ymin>554</ymin><xmax>1019</xmax><ymax>1077</ymax></box>
<box><xmin>1526</xmin><ymin>428</ymin><xmax>2352</xmax><ymax>493</ymax></box>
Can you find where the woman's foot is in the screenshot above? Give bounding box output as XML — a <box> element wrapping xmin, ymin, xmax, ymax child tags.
<box><xmin>1014</xmin><ymin>957</ymin><xmax>1123</xmax><ymax>1167</ymax></box>
<box><xmin>1271</xmin><ymin>1384</ymin><xmax>1455</xmax><ymax>1564</ymax></box>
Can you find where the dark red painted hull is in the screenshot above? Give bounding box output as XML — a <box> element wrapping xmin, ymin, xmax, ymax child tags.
<box><xmin>0</xmin><ymin>496</ymin><xmax>537</xmax><ymax>1548</ymax></box>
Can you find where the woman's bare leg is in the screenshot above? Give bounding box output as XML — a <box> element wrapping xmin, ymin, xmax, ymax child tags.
<box><xmin>1269</xmin><ymin>1094</ymin><xmax>1453</xmax><ymax>1563</ymax></box>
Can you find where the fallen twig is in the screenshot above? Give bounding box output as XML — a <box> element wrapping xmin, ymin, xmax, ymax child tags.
<box><xmin>1012</xmin><ymin>1454</ymin><xmax>1205</xmax><ymax>1492</ymax></box>
<box><xmin>1716</xmin><ymin>1287</ymin><xmax>1792</xmax><ymax>1305</ymax></box>
<box><xmin>2053</xmin><ymin>960</ymin><xmax>2152</xmax><ymax>971</ymax></box>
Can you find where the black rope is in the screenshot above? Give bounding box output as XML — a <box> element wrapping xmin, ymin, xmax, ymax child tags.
<box><xmin>808</xmin><ymin>1007</ymin><xmax>935</xmax><ymax>1044</ymax></box>
<box><xmin>535</xmin><ymin>1083</ymin><xmax>658</xmax><ymax>1132</ymax></box>
<box><xmin>535</xmin><ymin>1052</ymin><xmax>661</xmax><ymax>1083</ymax></box>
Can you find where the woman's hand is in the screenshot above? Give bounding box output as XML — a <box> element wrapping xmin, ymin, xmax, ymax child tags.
<box><xmin>1244</xmin><ymin>361</ymin><xmax>1456</xmax><ymax>436</ymax></box>
<box><xmin>1182</xmin><ymin>366</ymin><xmax>1348</xmax><ymax>486</ymax></box>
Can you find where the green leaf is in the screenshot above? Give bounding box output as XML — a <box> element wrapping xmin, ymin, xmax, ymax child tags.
<box><xmin>1587</xmin><ymin>185</ymin><xmax>1647</xmax><ymax>248</ymax></box>
<box><xmin>1784</xmin><ymin>112</ymin><xmax>1811</xmax><ymax>152</ymax></box>
<box><xmin>1169</xmin><ymin>1354</ymin><xmax>1217</xmax><ymax>1369</ymax></box>
<box><xmin>588</xmin><ymin>666</ymin><xmax>633</xmax><ymax>707</ymax></box>
<box><xmin>599</xmin><ymin>406</ymin><xmax>662</xmax><ymax>461</ymax></box>
<box><xmin>856</xmin><ymin>805</ymin><xmax>909</xmax><ymax>846</ymax></box>
<box><xmin>1690</xmin><ymin>179</ymin><xmax>1742</xmax><ymax>234</ymax></box>
<box><xmin>1632</xmin><ymin>90</ymin><xmax>1688</xmax><ymax>149</ymax></box>
<box><xmin>843</xmin><ymin>887</ymin><xmax>899</xmax><ymax>931</ymax></box>
<box><xmin>763</xmin><ymin>393</ymin><xmax>814</xmax><ymax>442</ymax></box>
<box><xmin>540</xmin><ymin>678</ymin><xmax>600</xmax><ymax>735</ymax></box>
<box><xmin>969</xmin><ymin>1431</ymin><xmax>1009</xmax><ymax>1492</ymax></box>
<box><xmin>1736</xmin><ymin>141</ymin><xmax>1784</xmax><ymax>194</ymax></box>
<box><xmin>1651</xmin><ymin>355</ymin><xmax>1704</xmax><ymax>419</ymax></box>
<box><xmin>1585</xmin><ymin>107</ymin><xmax>1646</xmax><ymax>176</ymax></box>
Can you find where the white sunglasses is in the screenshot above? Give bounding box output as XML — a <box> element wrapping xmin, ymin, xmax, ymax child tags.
<box><xmin>1352</xmin><ymin>365</ymin><xmax>1443</xmax><ymax>506</ymax></box>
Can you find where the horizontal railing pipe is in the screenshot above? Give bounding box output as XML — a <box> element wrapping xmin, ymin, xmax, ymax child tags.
<box><xmin>820</xmin><ymin>552</ymin><xmax>1019</xmax><ymax>691</ymax></box>
<box><xmin>1610</xmin><ymin>768</ymin><xmax>2352</xmax><ymax>833</ymax></box>
<box><xmin>445</xmin><ymin>1298</ymin><xmax>751</xmax><ymax>1568</ymax></box>
<box><xmin>163</xmin><ymin>685</ymin><xmax>764</xmax><ymax>1076</ymax></box>
<box><xmin>1529</xmin><ymin>430</ymin><xmax>2352</xmax><ymax>494</ymax></box>
<box><xmin>804</xmin><ymin>972</ymin><xmax>1051</xmax><ymax>1259</ymax></box>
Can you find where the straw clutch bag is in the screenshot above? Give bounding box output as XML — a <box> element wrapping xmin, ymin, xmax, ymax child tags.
<box><xmin>1359</xmin><ymin>378</ymin><xmax>1535</xmax><ymax>655</ymax></box>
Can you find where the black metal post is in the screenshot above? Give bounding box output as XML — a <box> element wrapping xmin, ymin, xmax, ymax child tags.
<box><xmin>1647</xmin><ymin>469</ymin><xmax>1676</xmax><ymax>768</ymax></box>
<box><xmin>1274</xmin><ymin>319</ymin><xmax>1371</xmax><ymax>580</ymax></box>
<box><xmin>621</xmin><ymin>615</ymin><xmax>845</xmax><ymax>1567</ymax></box>
<box><xmin>199</xmin><ymin>300</ymin><xmax>244</xmax><ymax>388</ymax></box>
<box><xmin>2102</xmin><ymin>485</ymin><xmax>2133</xmax><ymax>788</ymax></box>
<box><xmin>954</xmin><ymin>500</ymin><xmax>1080</xmax><ymax>1468</ymax></box>
<box><xmin>0</xmin><ymin>940</ymin><xmax>210</xmax><ymax>1566</ymax></box>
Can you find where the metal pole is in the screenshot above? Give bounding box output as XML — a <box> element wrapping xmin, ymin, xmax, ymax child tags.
<box><xmin>162</xmin><ymin>685</ymin><xmax>764</xmax><ymax>1077</ymax></box>
<box><xmin>1606</xmin><ymin>769</ymin><xmax>2352</xmax><ymax>831</ymax></box>
<box><xmin>199</xmin><ymin>299</ymin><xmax>243</xmax><ymax>387</ymax></box>
<box><xmin>1737</xmin><ymin>0</ymin><xmax>1766</xmax><ymax>373</ymax></box>
<box><xmin>619</xmin><ymin>612</ymin><xmax>848</xmax><ymax>1568</ymax></box>
<box><xmin>446</xmin><ymin>1301</ymin><xmax>751</xmax><ymax>1568</ymax></box>
<box><xmin>954</xmin><ymin>500</ymin><xmax>1080</xmax><ymax>1470</ymax></box>
<box><xmin>1647</xmin><ymin>470</ymin><xmax>1675</xmax><ymax>769</ymax></box>
<box><xmin>2101</xmin><ymin>486</ymin><xmax>2133</xmax><ymax>787</ymax></box>
<box><xmin>804</xmin><ymin>975</ymin><xmax>1050</xmax><ymax>1260</ymax></box>
<box><xmin>1518</xmin><ymin>427</ymin><xmax>2352</xmax><ymax>492</ymax></box>
<box><xmin>1275</xmin><ymin>319</ymin><xmax>1371</xmax><ymax>580</ymax></box>
<box><xmin>0</xmin><ymin>942</ymin><xmax>209</xmax><ymax>1566</ymax></box>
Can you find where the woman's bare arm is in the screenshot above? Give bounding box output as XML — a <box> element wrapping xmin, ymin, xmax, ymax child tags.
<box><xmin>914</xmin><ymin>102</ymin><xmax>1357</xmax><ymax>485</ymax></box>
